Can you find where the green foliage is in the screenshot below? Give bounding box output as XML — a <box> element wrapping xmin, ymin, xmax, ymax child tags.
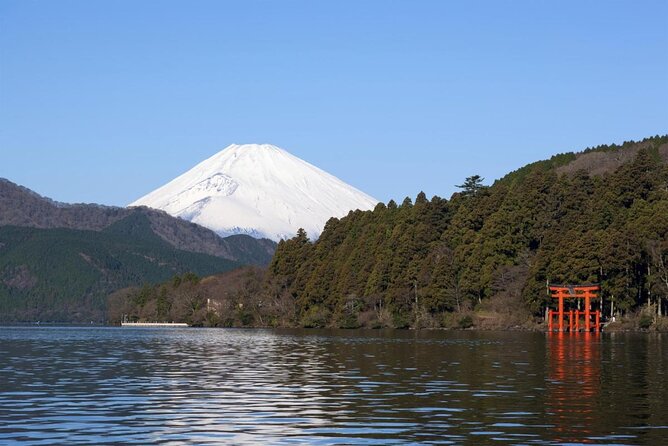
<box><xmin>458</xmin><ymin>315</ymin><xmax>474</xmax><ymax>329</ymax></box>
<box><xmin>0</xmin><ymin>213</ymin><xmax>240</xmax><ymax>322</ymax></box>
<box><xmin>456</xmin><ymin>175</ymin><xmax>487</xmax><ymax>196</ymax></box>
<box><xmin>392</xmin><ymin>312</ymin><xmax>411</xmax><ymax>329</ymax></box>
<box><xmin>107</xmin><ymin>266</ymin><xmax>295</xmax><ymax>328</ymax></box>
<box><xmin>301</xmin><ymin>305</ymin><xmax>331</xmax><ymax>328</ymax></box>
<box><xmin>638</xmin><ymin>314</ymin><xmax>654</xmax><ymax>330</ymax></box>
<box><xmin>265</xmin><ymin>136</ymin><xmax>668</xmax><ymax>328</ymax></box>
<box><xmin>182</xmin><ymin>272</ymin><xmax>201</xmax><ymax>285</ymax></box>
<box><xmin>238</xmin><ymin>309</ymin><xmax>254</xmax><ymax>326</ymax></box>
<box><xmin>498</xmin><ymin>153</ymin><xmax>578</xmax><ymax>186</ymax></box>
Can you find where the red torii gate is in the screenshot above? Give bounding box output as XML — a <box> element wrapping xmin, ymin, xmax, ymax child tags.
<box><xmin>547</xmin><ymin>285</ymin><xmax>601</xmax><ymax>332</ymax></box>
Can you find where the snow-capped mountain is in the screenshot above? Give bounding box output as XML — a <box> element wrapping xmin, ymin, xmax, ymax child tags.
<box><xmin>129</xmin><ymin>144</ymin><xmax>379</xmax><ymax>241</ymax></box>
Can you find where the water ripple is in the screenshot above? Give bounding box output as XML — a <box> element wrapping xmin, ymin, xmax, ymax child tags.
<box><xmin>0</xmin><ymin>327</ymin><xmax>666</xmax><ymax>444</ymax></box>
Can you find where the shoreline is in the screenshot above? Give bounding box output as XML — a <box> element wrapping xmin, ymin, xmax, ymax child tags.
<box><xmin>2</xmin><ymin>323</ymin><xmax>666</xmax><ymax>333</ymax></box>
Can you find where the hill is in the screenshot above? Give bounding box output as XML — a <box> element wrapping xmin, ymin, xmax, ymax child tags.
<box><xmin>0</xmin><ymin>178</ymin><xmax>278</xmax><ymax>322</ymax></box>
<box><xmin>110</xmin><ymin>136</ymin><xmax>668</xmax><ymax>330</ymax></box>
<box><xmin>265</xmin><ymin>135</ymin><xmax>668</xmax><ymax>329</ymax></box>
<box><xmin>0</xmin><ymin>212</ymin><xmax>241</xmax><ymax>322</ymax></box>
<box><xmin>0</xmin><ymin>178</ymin><xmax>276</xmax><ymax>265</ymax></box>
<box><xmin>107</xmin><ymin>267</ymin><xmax>282</xmax><ymax>327</ymax></box>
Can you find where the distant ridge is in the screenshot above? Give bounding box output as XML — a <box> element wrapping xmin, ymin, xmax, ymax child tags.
<box><xmin>0</xmin><ymin>178</ymin><xmax>279</xmax><ymax>322</ymax></box>
<box><xmin>0</xmin><ymin>178</ymin><xmax>275</xmax><ymax>265</ymax></box>
<box><xmin>0</xmin><ymin>219</ymin><xmax>240</xmax><ymax>322</ymax></box>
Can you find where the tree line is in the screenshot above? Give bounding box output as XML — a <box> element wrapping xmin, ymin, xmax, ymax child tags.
<box><xmin>268</xmin><ymin>136</ymin><xmax>668</xmax><ymax>329</ymax></box>
<box><xmin>110</xmin><ymin>136</ymin><xmax>668</xmax><ymax>330</ymax></box>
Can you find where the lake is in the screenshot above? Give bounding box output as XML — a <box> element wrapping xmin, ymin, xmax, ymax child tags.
<box><xmin>0</xmin><ymin>327</ymin><xmax>666</xmax><ymax>445</ymax></box>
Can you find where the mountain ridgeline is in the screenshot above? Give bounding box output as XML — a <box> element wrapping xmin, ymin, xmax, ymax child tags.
<box><xmin>0</xmin><ymin>216</ymin><xmax>239</xmax><ymax>321</ymax></box>
<box><xmin>0</xmin><ymin>180</ymin><xmax>276</xmax><ymax>322</ymax></box>
<box><xmin>112</xmin><ymin>136</ymin><xmax>668</xmax><ymax>329</ymax></box>
<box><xmin>266</xmin><ymin>136</ymin><xmax>668</xmax><ymax>329</ymax></box>
<box><xmin>0</xmin><ymin>178</ymin><xmax>276</xmax><ymax>264</ymax></box>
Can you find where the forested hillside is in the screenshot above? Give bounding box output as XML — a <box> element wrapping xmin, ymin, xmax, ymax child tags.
<box><xmin>268</xmin><ymin>136</ymin><xmax>668</xmax><ymax>329</ymax></box>
<box><xmin>0</xmin><ymin>213</ymin><xmax>241</xmax><ymax>322</ymax></box>
<box><xmin>0</xmin><ymin>178</ymin><xmax>276</xmax><ymax>265</ymax></box>
<box><xmin>0</xmin><ymin>179</ymin><xmax>277</xmax><ymax>322</ymax></box>
<box><xmin>108</xmin><ymin>136</ymin><xmax>668</xmax><ymax>329</ymax></box>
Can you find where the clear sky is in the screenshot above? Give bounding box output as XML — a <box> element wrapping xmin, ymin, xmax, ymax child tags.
<box><xmin>1</xmin><ymin>0</ymin><xmax>667</xmax><ymax>206</ymax></box>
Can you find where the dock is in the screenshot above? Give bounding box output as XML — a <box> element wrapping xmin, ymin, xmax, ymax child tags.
<box><xmin>121</xmin><ymin>322</ymin><xmax>189</xmax><ymax>327</ymax></box>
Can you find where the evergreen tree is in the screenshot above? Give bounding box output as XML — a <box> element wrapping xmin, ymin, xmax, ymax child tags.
<box><xmin>456</xmin><ymin>175</ymin><xmax>487</xmax><ymax>196</ymax></box>
<box><xmin>261</xmin><ymin>136</ymin><xmax>668</xmax><ymax>328</ymax></box>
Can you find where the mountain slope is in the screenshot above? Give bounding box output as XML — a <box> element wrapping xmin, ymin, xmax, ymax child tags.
<box><xmin>0</xmin><ymin>178</ymin><xmax>275</xmax><ymax>265</ymax></box>
<box><xmin>266</xmin><ymin>136</ymin><xmax>668</xmax><ymax>329</ymax></box>
<box><xmin>0</xmin><ymin>213</ymin><xmax>241</xmax><ymax>322</ymax></box>
<box><xmin>130</xmin><ymin>144</ymin><xmax>379</xmax><ymax>241</ymax></box>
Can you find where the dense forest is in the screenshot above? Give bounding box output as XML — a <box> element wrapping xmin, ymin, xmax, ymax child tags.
<box><xmin>0</xmin><ymin>213</ymin><xmax>242</xmax><ymax>322</ymax></box>
<box><xmin>111</xmin><ymin>136</ymin><xmax>668</xmax><ymax>330</ymax></box>
<box><xmin>107</xmin><ymin>268</ymin><xmax>288</xmax><ymax>327</ymax></box>
<box><xmin>0</xmin><ymin>179</ymin><xmax>276</xmax><ymax>322</ymax></box>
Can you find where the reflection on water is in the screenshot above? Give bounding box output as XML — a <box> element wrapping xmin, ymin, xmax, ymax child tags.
<box><xmin>547</xmin><ymin>333</ymin><xmax>601</xmax><ymax>443</ymax></box>
<box><xmin>0</xmin><ymin>327</ymin><xmax>666</xmax><ymax>445</ymax></box>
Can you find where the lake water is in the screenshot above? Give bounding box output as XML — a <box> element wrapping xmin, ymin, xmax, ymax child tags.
<box><xmin>0</xmin><ymin>327</ymin><xmax>666</xmax><ymax>445</ymax></box>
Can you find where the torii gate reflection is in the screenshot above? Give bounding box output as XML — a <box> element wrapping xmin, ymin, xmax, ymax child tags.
<box><xmin>546</xmin><ymin>332</ymin><xmax>601</xmax><ymax>443</ymax></box>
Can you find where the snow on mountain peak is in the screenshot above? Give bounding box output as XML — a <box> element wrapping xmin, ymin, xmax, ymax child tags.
<box><xmin>129</xmin><ymin>143</ymin><xmax>379</xmax><ymax>241</ymax></box>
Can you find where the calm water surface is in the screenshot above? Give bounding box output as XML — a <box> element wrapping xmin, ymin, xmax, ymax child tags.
<box><xmin>0</xmin><ymin>327</ymin><xmax>666</xmax><ymax>445</ymax></box>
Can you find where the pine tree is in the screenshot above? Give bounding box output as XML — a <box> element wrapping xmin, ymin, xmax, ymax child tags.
<box><xmin>456</xmin><ymin>175</ymin><xmax>486</xmax><ymax>196</ymax></box>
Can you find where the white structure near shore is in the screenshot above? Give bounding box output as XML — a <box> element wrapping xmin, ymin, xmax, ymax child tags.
<box><xmin>121</xmin><ymin>322</ymin><xmax>189</xmax><ymax>327</ymax></box>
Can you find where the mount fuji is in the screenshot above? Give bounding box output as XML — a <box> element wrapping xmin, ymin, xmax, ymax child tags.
<box><xmin>129</xmin><ymin>144</ymin><xmax>379</xmax><ymax>241</ymax></box>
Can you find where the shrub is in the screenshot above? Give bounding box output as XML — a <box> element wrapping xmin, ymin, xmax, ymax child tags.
<box><xmin>392</xmin><ymin>312</ymin><xmax>410</xmax><ymax>329</ymax></box>
<box><xmin>339</xmin><ymin>315</ymin><xmax>361</xmax><ymax>329</ymax></box>
<box><xmin>205</xmin><ymin>311</ymin><xmax>220</xmax><ymax>327</ymax></box>
<box><xmin>238</xmin><ymin>310</ymin><xmax>254</xmax><ymax>326</ymax></box>
<box><xmin>301</xmin><ymin>305</ymin><xmax>330</xmax><ymax>328</ymax></box>
<box><xmin>458</xmin><ymin>315</ymin><xmax>474</xmax><ymax>329</ymax></box>
<box><xmin>638</xmin><ymin>314</ymin><xmax>654</xmax><ymax>330</ymax></box>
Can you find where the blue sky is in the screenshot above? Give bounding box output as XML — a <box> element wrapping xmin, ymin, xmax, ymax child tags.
<box><xmin>1</xmin><ymin>0</ymin><xmax>667</xmax><ymax>206</ymax></box>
